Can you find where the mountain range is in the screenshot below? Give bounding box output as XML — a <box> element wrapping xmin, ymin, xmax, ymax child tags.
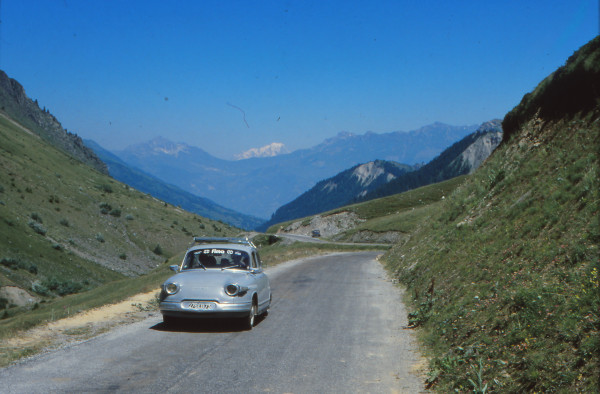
<box><xmin>0</xmin><ymin>67</ymin><xmax>483</xmax><ymax>230</ymax></box>
<box><xmin>358</xmin><ymin>119</ymin><xmax>503</xmax><ymax>201</ymax></box>
<box><xmin>85</xmin><ymin>140</ymin><xmax>264</xmax><ymax>230</ymax></box>
<box><xmin>108</xmin><ymin>123</ymin><xmax>478</xmax><ymax>219</ymax></box>
<box><xmin>261</xmin><ymin>120</ymin><xmax>502</xmax><ymax>229</ymax></box>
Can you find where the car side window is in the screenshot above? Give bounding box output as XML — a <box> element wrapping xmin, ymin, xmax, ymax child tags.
<box><xmin>256</xmin><ymin>252</ymin><xmax>263</xmax><ymax>269</ymax></box>
<box><xmin>251</xmin><ymin>252</ymin><xmax>259</xmax><ymax>269</ymax></box>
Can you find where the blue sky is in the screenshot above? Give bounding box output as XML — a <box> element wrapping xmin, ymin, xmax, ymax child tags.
<box><xmin>1</xmin><ymin>0</ymin><xmax>597</xmax><ymax>159</ymax></box>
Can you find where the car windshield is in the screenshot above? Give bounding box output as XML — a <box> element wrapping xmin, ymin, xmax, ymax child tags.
<box><xmin>182</xmin><ymin>248</ymin><xmax>250</xmax><ymax>270</ymax></box>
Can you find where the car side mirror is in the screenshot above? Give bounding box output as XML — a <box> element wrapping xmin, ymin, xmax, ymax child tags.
<box><xmin>169</xmin><ymin>265</ymin><xmax>179</xmax><ymax>272</ymax></box>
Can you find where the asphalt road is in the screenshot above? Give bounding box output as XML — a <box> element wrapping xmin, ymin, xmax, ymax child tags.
<box><xmin>276</xmin><ymin>233</ymin><xmax>328</xmax><ymax>243</ymax></box>
<box><xmin>1</xmin><ymin>252</ymin><xmax>425</xmax><ymax>393</ymax></box>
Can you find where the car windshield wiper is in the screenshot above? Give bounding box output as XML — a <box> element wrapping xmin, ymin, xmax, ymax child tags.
<box><xmin>222</xmin><ymin>264</ymin><xmax>244</xmax><ymax>271</ymax></box>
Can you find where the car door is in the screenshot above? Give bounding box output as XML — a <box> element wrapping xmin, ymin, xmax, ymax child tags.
<box><xmin>251</xmin><ymin>251</ymin><xmax>270</xmax><ymax>311</ymax></box>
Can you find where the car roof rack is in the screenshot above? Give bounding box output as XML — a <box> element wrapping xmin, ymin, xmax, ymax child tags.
<box><xmin>189</xmin><ymin>237</ymin><xmax>256</xmax><ymax>248</ymax></box>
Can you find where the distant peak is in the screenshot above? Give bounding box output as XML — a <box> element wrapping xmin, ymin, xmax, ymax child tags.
<box><xmin>124</xmin><ymin>136</ymin><xmax>190</xmax><ymax>157</ymax></box>
<box><xmin>150</xmin><ymin>137</ymin><xmax>188</xmax><ymax>154</ymax></box>
<box><xmin>352</xmin><ymin>161</ymin><xmax>386</xmax><ymax>186</ymax></box>
<box><xmin>235</xmin><ymin>142</ymin><xmax>289</xmax><ymax>160</ymax></box>
<box><xmin>337</xmin><ymin>131</ymin><xmax>355</xmax><ymax>138</ymax></box>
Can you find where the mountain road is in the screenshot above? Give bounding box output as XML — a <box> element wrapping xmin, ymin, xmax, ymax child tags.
<box><xmin>1</xmin><ymin>252</ymin><xmax>426</xmax><ymax>393</ymax></box>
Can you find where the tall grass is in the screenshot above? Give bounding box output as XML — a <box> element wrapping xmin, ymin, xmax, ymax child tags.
<box><xmin>382</xmin><ymin>113</ymin><xmax>599</xmax><ymax>392</ymax></box>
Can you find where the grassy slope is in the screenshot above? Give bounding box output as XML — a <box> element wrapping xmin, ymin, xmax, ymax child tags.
<box><xmin>382</xmin><ymin>112</ymin><xmax>599</xmax><ymax>390</ymax></box>
<box><xmin>266</xmin><ymin>175</ymin><xmax>467</xmax><ymax>239</ymax></box>
<box><xmin>0</xmin><ymin>115</ymin><xmax>238</xmax><ymax>334</ymax></box>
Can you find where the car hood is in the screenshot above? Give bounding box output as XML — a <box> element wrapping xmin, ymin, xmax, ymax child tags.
<box><xmin>162</xmin><ymin>269</ymin><xmax>254</xmax><ymax>302</ymax></box>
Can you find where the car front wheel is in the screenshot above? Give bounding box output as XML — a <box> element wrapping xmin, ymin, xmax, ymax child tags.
<box><xmin>243</xmin><ymin>302</ymin><xmax>257</xmax><ymax>330</ymax></box>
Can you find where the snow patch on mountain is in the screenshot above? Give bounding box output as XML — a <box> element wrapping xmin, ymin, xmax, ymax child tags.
<box><xmin>235</xmin><ymin>142</ymin><xmax>288</xmax><ymax>160</ymax></box>
<box><xmin>138</xmin><ymin>137</ymin><xmax>190</xmax><ymax>157</ymax></box>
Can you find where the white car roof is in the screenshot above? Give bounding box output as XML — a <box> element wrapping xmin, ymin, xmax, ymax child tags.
<box><xmin>186</xmin><ymin>237</ymin><xmax>257</xmax><ymax>254</ymax></box>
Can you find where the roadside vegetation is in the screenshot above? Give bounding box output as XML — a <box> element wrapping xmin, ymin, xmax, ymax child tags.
<box><xmin>381</xmin><ymin>38</ymin><xmax>599</xmax><ymax>392</ymax></box>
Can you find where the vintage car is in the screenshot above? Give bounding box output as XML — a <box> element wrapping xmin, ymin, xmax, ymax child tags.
<box><xmin>159</xmin><ymin>237</ymin><xmax>271</xmax><ymax>329</ymax></box>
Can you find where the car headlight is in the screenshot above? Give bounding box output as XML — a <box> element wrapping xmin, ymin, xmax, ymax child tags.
<box><xmin>225</xmin><ymin>284</ymin><xmax>249</xmax><ymax>296</ymax></box>
<box><xmin>165</xmin><ymin>282</ymin><xmax>179</xmax><ymax>295</ymax></box>
<box><xmin>225</xmin><ymin>284</ymin><xmax>240</xmax><ymax>296</ymax></box>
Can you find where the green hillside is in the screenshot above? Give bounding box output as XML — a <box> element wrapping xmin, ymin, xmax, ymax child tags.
<box><xmin>0</xmin><ymin>114</ymin><xmax>237</xmax><ymax>329</ymax></box>
<box><xmin>382</xmin><ymin>38</ymin><xmax>599</xmax><ymax>391</ymax></box>
<box><xmin>267</xmin><ymin>175</ymin><xmax>467</xmax><ymax>246</ymax></box>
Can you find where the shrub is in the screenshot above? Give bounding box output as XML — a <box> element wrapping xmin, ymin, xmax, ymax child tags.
<box><xmin>153</xmin><ymin>244</ymin><xmax>163</xmax><ymax>255</ymax></box>
<box><xmin>99</xmin><ymin>202</ymin><xmax>111</xmax><ymax>214</ymax></box>
<box><xmin>27</xmin><ymin>264</ymin><xmax>38</xmax><ymax>274</ymax></box>
<box><xmin>125</xmin><ymin>214</ymin><xmax>134</xmax><ymax>221</ymax></box>
<box><xmin>30</xmin><ymin>212</ymin><xmax>43</xmax><ymax>223</ymax></box>
<box><xmin>95</xmin><ymin>233</ymin><xmax>105</xmax><ymax>243</ymax></box>
<box><xmin>28</xmin><ymin>221</ymin><xmax>47</xmax><ymax>235</ymax></box>
<box><xmin>119</xmin><ymin>253</ymin><xmax>127</xmax><ymax>260</ymax></box>
<box><xmin>252</xmin><ymin>234</ymin><xmax>280</xmax><ymax>247</ymax></box>
<box><xmin>1</xmin><ymin>258</ymin><xmax>38</xmax><ymax>274</ymax></box>
<box><xmin>31</xmin><ymin>281</ymin><xmax>50</xmax><ymax>296</ymax></box>
<box><xmin>99</xmin><ymin>184</ymin><xmax>113</xmax><ymax>193</ymax></box>
<box><xmin>38</xmin><ymin>278</ymin><xmax>83</xmax><ymax>296</ymax></box>
<box><xmin>109</xmin><ymin>208</ymin><xmax>121</xmax><ymax>217</ymax></box>
<box><xmin>0</xmin><ymin>257</ymin><xmax>18</xmax><ymax>270</ymax></box>
<box><xmin>59</xmin><ymin>218</ymin><xmax>70</xmax><ymax>227</ymax></box>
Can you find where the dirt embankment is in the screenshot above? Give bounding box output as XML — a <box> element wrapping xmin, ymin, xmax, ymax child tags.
<box><xmin>277</xmin><ymin>211</ymin><xmax>365</xmax><ymax>238</ymax></box>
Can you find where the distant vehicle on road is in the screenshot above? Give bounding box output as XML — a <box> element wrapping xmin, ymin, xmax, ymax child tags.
<box><xmin>159</xmin><ymin>237</ymin><xmax>271</xmax><ymax>329</ymax></box>
<box><xmin>311</xmin><ymin>230</ymin><xmax>321</xmax><ymax>237</ymax></box>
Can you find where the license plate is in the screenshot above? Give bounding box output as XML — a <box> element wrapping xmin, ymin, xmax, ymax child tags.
<box><xmin>183</xmin><ymin>301</ymin><xmax>216</xmax><ymax>311</ymax></box>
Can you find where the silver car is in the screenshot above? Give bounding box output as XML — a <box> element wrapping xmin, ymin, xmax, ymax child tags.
<box><xmin>159</xmin><ymin>237</ymin><xmax>271</xmax><ymax>329</ymax></box>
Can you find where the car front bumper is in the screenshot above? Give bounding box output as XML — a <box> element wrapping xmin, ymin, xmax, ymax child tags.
<box><xmin>160</xmin><ymin>300</ymin><xmax>252</xmax><ymax>319</ymax></box>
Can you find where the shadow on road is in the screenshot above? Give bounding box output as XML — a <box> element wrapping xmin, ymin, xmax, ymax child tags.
<box><xmin>149</xmin><ymin>315</ymin><xmax>267</xmax><ymax>333</ymax></box>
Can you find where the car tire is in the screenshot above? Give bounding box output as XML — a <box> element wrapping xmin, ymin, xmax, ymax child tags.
<box><xmin>243</xmin><ymin>302</ymin><xmax>257</xmax><ymax>330</ymax></box>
